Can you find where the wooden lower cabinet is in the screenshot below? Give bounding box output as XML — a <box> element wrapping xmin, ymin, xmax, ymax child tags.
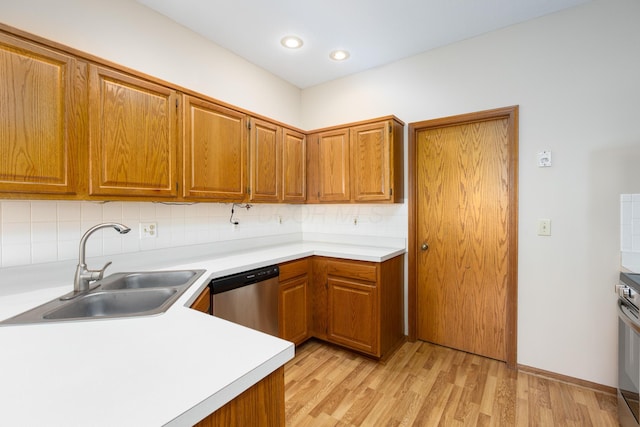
<box><xmin>280</xmin><ymin>255</ymin><xmax>404</xmax><ymax>358</ymax></box>
<box><xmin>190</xmin><ymin>286</ymin><xmax>211</xmax><ymax>314</ymax></box>
<box><xmin>327</xmin><ymin>276</ymin><xmax>378</xmax><ymax>354</ymax></box>
<box><xmin>308</xmin><ymin>255</ymin><xmax>404</xmax><ymax>359</ymax></box>
<box><xmin>278</xmin><ymin>258</ymin><xmax>310</xmax><ymax>345</ymax></box>
<box><xmin>194</xmin><ymin>366</ymin><xmax>284</xmax><ymax>427</ymax></box>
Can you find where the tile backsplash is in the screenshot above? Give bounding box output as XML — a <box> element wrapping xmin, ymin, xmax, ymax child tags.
<box><xmin>621</xmin><ymin>194</ymin><xmax>640</xmax><ymax>252</ymax></box>
<box><xmin>0</xmin><ymin>200</ymin><xmax>408</xmax><ymax>268</ymax></box>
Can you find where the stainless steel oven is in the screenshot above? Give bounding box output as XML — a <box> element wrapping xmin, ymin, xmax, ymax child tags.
<box><xmin>618</xmin><ymin>272</ymin><xmax>640</xmax><ymax>427</ymax></box>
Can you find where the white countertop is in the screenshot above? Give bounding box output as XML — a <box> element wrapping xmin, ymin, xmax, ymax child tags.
<box><xmin>0</xmin><ymin>240</ymin><xmax>405</xmax><ymax>426</ymax></box>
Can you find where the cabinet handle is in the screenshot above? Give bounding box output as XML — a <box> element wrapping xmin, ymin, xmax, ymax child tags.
<box><xmin>421</xmin><ymin>243</ymin><xmax>429</xmax><ymax>251</ymax></box>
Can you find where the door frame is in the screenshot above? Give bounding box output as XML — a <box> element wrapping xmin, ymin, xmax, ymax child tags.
<box><xmin>407</xmin><ymin>106</ymin><xmax>519</xmax><ymax>367</ymax></box>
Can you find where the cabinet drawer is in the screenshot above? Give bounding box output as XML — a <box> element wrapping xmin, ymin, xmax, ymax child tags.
<box><xmin>327</xmin><ymin>260</ymin><xmax>377</xmax><ymax>283</ymax></box>
<box><xmin>279</xmin><ymin>258</ymin><xmax>310</xmax><ymax>282</ymax></box>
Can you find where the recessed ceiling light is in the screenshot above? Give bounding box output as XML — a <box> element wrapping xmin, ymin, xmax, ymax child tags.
<box><xmin>280</xmin><ymin>36</ymin><xmax>303</xmax><ymax>49</ymax></box>
<box><xmin>329</xmin><ymin>50</ymin><xmax>350</xmax><ymax>61</ymax></box>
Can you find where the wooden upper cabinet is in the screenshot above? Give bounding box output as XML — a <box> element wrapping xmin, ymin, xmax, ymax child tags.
<box><xmin>316</xmin><ymin>128</ymin><xmax>350</xmax><ymax>202</ymax></box>
<box><xmin>307</xmin><ymin>117</ymin><xmax>404</xmax><ymax>204</ymax></box>
<box><xmin>249</xmin><ymin>118</ymin><xmax>281</xmax><ymax>202</ymax></box>
<box><xmin>249</xmin><ymin>120</ymin><xmax>306</xmax><ymax>203</ymax></box>
<box><xmin>350</xmin><ymin>118</ymin><xmax>403</xmax><ymax>202</ymax></box>
<box><xmin>0</xmin><ymin>32</ymin><xmax>83</xmax><ymax>196</ymax></box>
<box><xmin>0</xmin><ymin>26</ymin><xmax>404</xmax><ymax>204</ymax></box>
<box><xmin>88</xmin><ymin>65</ymin><xmax>179</xmax><ymax>198</ymax></box>
<box><xmin>183</xmin><ymin>95</ymin><xmax>247</xmax><ymax>201</ymax></box>
<box><xmin>350</xmin><ymin>121</ymin><xmax>391</xmax><ymax>202</ymax></box>
<box><xmin>281</xmin><ymin>128</ymin><xmax>306</xmax><ymax>203</ymax></box>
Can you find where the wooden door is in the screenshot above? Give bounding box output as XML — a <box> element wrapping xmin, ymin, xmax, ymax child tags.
<box><xmin>281</xmin><ymin>128</ymin><xmax>306</xmax><ymax>202</ymax></box>
<box><xmin>249</xmin><ymin>117</ymin><xmax>280</xmax><ymax>202</ymax></box>
<box><xmin>350</xmin><ymin>121</ymin><xmax>391</xmax><ymax>202</ymax></box>
<box><xmin>317</xmin><ymin>129</ymin><xmax>350</xmax><ymax>202</ymax></box>
<box><xmin>408</xmin><ymin>106</ymin><xmax>518</xmax><ymax>365</ymax></box>
<box><xmin>0</xmin><ymin>32</ymin><xmax>83</xmax><ymax>196</ymax></box>
<box><xmin>88</xmin><ymin>65</ymin><xmax>179</xmax><ymax>198</ymax></box>
<box><xmin>183</xmin><ymin>96</ymin><xmax>247</xmax><ymax>200</ymax></box>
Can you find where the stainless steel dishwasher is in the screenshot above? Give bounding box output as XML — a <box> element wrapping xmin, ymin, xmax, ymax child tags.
<box><xmin>209</xmin><ymin>265</ymin><xmax>279</xmax><ymax>337</ymax></box>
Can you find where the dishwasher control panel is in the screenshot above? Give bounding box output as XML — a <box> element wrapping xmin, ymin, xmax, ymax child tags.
<box><xmin>209</xmin><ymin>265</ymin><xmax>280</xmax><ymax>294</ymax></box>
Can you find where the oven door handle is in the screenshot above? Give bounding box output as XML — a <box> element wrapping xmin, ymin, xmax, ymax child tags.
<box><xmin>619</xmin><ymin>299</ymin><xmax>640</xmax><ymax>334</ymax></box>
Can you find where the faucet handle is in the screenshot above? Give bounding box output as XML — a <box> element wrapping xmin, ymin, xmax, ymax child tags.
<box><xmin>89</xmin><ymin>261</ymin><xmax>112</xmax><ymax>281</ymax></box>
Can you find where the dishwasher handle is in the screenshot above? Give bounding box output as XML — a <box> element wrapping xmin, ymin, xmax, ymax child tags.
<box><xmin>209</xmin><ymin>265</ymin><xmax>279</xmax><ymax>294</ymax></box>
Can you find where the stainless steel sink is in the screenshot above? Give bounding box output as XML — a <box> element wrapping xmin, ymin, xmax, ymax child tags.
<box><xmin>43</xmin><ymin>288</ymin><xmax>178</xmax><ymax>320</ymax></box>
<box><xmin>0</xmin><ymin>269</ymin><xmax>206</xmax><ymax>325</ymax></box>
<box><xmin>99</xmin><ymin>270</ymin><xmax>200</xmax><ymax>290</ymax></box>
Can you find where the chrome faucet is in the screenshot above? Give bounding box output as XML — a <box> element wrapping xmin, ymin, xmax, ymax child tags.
<box><xmin>66</xmin><ymin>222</ymin><xmax>131</xmax><ymax>299</ymax></box>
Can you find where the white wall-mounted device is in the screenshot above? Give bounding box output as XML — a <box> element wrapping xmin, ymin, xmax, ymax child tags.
<box><xmin>537</xmin><ymin>150</ymin><xmax>552</xmax><ymax>167</ymax></box>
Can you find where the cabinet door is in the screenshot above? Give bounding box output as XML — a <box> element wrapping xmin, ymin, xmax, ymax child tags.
<box><xmin>183</xmin><ymin>96</ymin><xmax>247</xmax><ymax>200</ymax></box>
<box><xmin>279</xmin><ymin>276</ymin><xmax>309</xmax><ymax>344</ymax></box>
<box><xmin>281</xmin><ymin>128</ymin><xmax>306</xmax><ymax>202</ymax></box>
<box><xmin>0</xmin><ymin>32</ymin><xmax>82</xmax><ymax>196</ymax></box>
<box><xmin>88</xmin><ymin>65</ymin><xmax>179</xmax><ymax>198</ymax></box>
<box><xmin>317</xmin><ymin>129</ymin><xmax>350</xmax><ymax>202</ymax></box>
<box><xmin>350</xmin><ymin>121</ymin><xmax>391</xmax><ymax>202</ymax></box>
<box><xmin>327</xmin><ymin>277</ymin><xmax>378</xmax><ymax>355</ymax></box>
<box><xmin>249</xmin><ymin>118</ymin><xmax>280</xmax><ymax>202</ymax></box>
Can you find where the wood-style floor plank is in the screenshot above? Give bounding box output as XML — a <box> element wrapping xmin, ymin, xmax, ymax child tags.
<box><xmin>284</xmin><ymin>340</ymin><xmax>618</xmax><ymax>426</ymax></box>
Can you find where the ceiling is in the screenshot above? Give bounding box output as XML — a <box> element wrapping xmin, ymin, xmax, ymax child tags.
<box><xmin>136</xmin><ymin>0</ymin><xmax>590</xmax><ymax>89</ymax></box>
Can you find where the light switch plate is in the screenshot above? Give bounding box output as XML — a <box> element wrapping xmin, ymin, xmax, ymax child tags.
<box><xmin>537</xmin><ymin>219</ymin><xmax>551</xmax><ymax>236</ymax></box>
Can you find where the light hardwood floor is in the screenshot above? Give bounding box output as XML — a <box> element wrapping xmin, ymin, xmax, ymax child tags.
<box><xmin>284</xmin><ymin>339</ymin><xmax>618</xmax><ymax>426</ymax></box>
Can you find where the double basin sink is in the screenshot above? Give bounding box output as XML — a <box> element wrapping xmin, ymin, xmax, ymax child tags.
<box><xmin>0</xmin><ymin>270</ymin><xmax>205</xmax><ymax>325</ymax></box>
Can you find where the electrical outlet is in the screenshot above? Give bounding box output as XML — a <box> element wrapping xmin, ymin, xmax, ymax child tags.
<box><xmin>537</xmin><ymin>219</ymin><xmax>551</xmax><ymax>236</ymax></box>
<box><xmin>140</xmin><ymin>222</ymin><xmax>157</xmax><ymax>239</ymax></box>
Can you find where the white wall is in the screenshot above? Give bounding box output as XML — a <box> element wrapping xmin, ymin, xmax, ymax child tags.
<box><xmin>1</xmin><ymin>0</ymin><xmax>638</xmax><ymax>388</ymax></box>
<box><xmin>0</xmin><ymin>0</ymin><xmax>302</xmax><ymax>126</ymax></box>
<box><xmin>302</xmin><ymin>0</ymin><xmax>640</xmax><ymax>387</ymax></box>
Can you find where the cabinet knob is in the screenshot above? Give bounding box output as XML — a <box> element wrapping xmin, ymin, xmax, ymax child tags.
<box><xmin>421</xmin><ymin>243</ymin><xmax>429</xmax><ymax>251</ymax></box>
